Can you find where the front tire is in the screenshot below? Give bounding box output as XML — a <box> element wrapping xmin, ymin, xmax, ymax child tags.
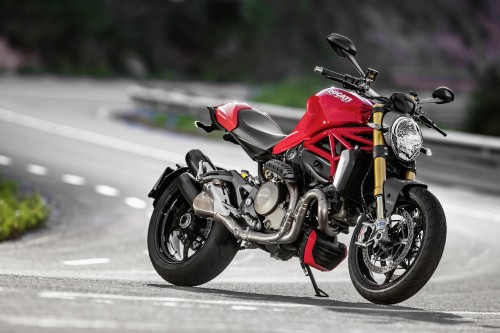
<box><xmin>348</xmin><ymin>186</ymin><xmax>446</xmax><ymax>304</ymax></box>
<box><xmin>148</xmin><ymin>176</ymin><xmax>239</xmax><ymax>286</ymax></box>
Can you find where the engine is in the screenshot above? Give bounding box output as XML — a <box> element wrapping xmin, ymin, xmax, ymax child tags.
<box><xmin>254</xmin><ymin>180</ymin><xmax>288</xmax><ymax>230</ymax></box>
<box><xmin>183</xmin><ymin>149</ymin><xmax>347</xmax><ymax>266</ymax></box>
<box><xmin>238</xmin><ymin>165</ymin><xmax>290</xmax><ymax>231</ymax></box>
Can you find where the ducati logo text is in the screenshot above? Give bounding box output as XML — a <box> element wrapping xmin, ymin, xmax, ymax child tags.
<box><xmin>326</xmin><ymin>89</ymin><xmax>352</xmax><ymax>103</ymax></box>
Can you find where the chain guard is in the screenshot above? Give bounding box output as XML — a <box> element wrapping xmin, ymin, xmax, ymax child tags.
<box><xmin>361</xmin><ymin>211</ymin><xmax>414</xmax><ymax>274</ymax></box>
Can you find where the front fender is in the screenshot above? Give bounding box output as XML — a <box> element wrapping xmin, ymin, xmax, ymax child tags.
<box><xmin>148</xmin><ymin>166</ymin><xmax>189</xmax><ymax>206</ymax></box>
<box><xmin>384</xmin><ymin>177</ymin><xmax>427</xmax><ymax>215</ymax></box>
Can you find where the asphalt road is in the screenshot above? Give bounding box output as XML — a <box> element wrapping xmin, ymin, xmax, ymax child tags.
<box><xmin>0</xmin><ymin>77</ymin><xmax>499</xmax><ymax>332</ymax></box>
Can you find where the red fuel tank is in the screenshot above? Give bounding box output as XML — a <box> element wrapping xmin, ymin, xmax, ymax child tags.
<box><xmin>273</xmin><ymin>87</ymin><xmax>374</xmax><ymax>154</ymax></box>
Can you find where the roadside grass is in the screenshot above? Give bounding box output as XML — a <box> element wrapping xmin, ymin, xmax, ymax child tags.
<box><xmin>251</xmin><ymin>78</ymin><xmax>326</xmax><ymax>108</ymax></box>
<box><xmin>0</xmin><ymin>178</ymin><xmax>49</xmax><ymax>241</ymax></box>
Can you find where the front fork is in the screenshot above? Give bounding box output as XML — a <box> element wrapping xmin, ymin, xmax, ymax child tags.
<box><xmin>372</xmin><ymin>105</ymin><xmax>386</xmax><ymax>221</ymax></box>
<box><xmin>367</xmin><ymin>105</ymin><xmax>416</xmax><ymax>246</ymax></box>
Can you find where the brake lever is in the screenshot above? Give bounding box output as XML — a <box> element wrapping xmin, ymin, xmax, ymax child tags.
<box><xmin>432</xmin><ymin>124</ymin><xmax>448</xmax><ymax>137</ymax></box>
<box><xmin>417</xmin><ymin>115</ymin><xmax>448</xmax><ymax>137</ymax></box>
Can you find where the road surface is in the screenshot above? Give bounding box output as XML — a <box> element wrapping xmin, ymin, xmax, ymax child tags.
<box><xmin>0</xmin><ymin>77</ymin><xmax>499</xmax><ymax>332</ymax></box>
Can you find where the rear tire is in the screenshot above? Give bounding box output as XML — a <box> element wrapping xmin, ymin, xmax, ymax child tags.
<box><xmin>148</xmin><ymin>176</ymin><xmax>239</xmax><ymax>286</ymax></box>
<box><xmin>348</xmin><ymin>186</ymin><xmax>446</xmax><ymax>304</ymax></box>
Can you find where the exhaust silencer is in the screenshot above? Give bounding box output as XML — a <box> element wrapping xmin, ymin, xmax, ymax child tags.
<box><xmin>185</xmin><ymin>149</ymin><xmax>215</xmax><ymax>176</ymax></box>
<box><xmin>178</xmin><ymin>172</ymin><xmax>201</xmax><ymax>203</ymax></box>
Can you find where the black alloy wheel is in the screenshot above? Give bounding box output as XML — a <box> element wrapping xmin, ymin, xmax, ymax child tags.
<box><xmin>348</xmin><ymin>186</ymin><xmax>446</xmax><ymax>304</ymax></box>
<box><xmin>148</xmin><ymin>176</ymin><xmax>239</xmax><ymax>286</ymax></box>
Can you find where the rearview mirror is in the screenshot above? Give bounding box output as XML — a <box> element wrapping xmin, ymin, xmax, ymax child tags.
<box><xmin>432</xmin><ymin>87</ymin><xmax>454</xmax><ymax>104</ymax></box>
<box><xmin>327</xmin><ymin>33</ymin><xmax>357</xmax><ymax>57</ymax></box>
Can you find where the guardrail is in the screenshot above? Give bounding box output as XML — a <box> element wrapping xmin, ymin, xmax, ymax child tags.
<box><xmin>129</xmin><ymin>84</ymin><xmax>500</xmax><ymax>193</ymax></box>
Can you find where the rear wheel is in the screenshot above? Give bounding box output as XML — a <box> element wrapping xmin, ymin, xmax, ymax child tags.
<box><xmin>148</xmin><ymin>176</ymin><xmax>239</xmax><ymax>286</ymax></box>
<box><xmin>349</xmin><ymin>186</ymin><xmax>446</xmax><ymax>304</ymax></box>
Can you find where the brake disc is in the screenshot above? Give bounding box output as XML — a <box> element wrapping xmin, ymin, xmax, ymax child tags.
<box><xmin>362</xmin><ymin>211</ymin><xmax>414</xmax><ymax>274</ymax></box>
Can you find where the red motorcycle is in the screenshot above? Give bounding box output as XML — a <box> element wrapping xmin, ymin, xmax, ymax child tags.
<box><xmin>147</xmin><ymin>33</ymin><xmax>454</xmax><ymax>304</ymax></box>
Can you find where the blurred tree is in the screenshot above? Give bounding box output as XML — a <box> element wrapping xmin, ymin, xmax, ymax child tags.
<box><xmin>0</xmin><ymin>0</ymin><xmax>498</xmax><ymax>87</ymax></box>
<box><xmin>0</xmin><ymin>0</ymin><xmax>127</xmax><ymax>75</ymax></box>
<box><xmin>465</xmin><ymin>61</ymin><xmax>500</xmax><ymax>137</ymax></box>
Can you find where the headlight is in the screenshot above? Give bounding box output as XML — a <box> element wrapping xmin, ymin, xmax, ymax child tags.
<box><xmin>389</xmin><ymin>117</ymin><xmax>422</xmax><ymax>161</ymax></box>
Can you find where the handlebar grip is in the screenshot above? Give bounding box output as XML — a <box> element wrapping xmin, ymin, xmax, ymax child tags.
<box><xmin>314</xmin><ymin>66</ymin><xmax>341</xmax><ymax>78</ymax></box>
<box><xmin>314</xmin><ymin>66</ymin><xmax>325</xmax><ymax>75</ymax></box>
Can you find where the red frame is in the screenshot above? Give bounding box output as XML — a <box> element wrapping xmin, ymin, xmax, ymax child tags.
<box><xmin>303</xmin><ymin>127</ymin><xmax>373</xmax><ymax>180</ymax></box>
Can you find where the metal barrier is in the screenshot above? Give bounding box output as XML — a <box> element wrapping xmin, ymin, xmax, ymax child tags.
<box><xmin>129</xmin><ymin>85</ymin><xmax>500</xmax><ymax>193</ymax></box>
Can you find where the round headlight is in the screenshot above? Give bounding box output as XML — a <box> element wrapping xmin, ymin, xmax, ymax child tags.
<box><xmin>390</xmin><ymin>117</ymin><xmax>422</xmax><ymax>162</ymax></box>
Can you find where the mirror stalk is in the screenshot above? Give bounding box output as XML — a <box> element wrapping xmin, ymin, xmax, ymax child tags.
<box><xmin>346</xmin><ymin>53</ymin><xmax>365</xmax><ymax>77</ymax></box>
<box><xmin>418</xmin><ymin>98</ymin><xmax>443</xmax><ymax>105</ymax></box>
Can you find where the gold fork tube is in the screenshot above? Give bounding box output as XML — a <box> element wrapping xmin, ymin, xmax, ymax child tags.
<box><xmin>372</xmin><ymin>105</ymin><xmax>386</xmax><ymax>219</ymax></box>
<box><xmin>372</xmin><ymin>108</ymin><xmax>386</xmax><ymax>197</ymax></box>
<box><xmin>404</xmin><ymin>169</ymin><xmax>416</xmax><ymax>180</ymax></box>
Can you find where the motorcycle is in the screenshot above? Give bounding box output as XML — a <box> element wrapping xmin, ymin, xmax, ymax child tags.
<box><xmin>147</xmin><ymin>33</ymin><xmax>453</xmax><ymax>304</ymax></box>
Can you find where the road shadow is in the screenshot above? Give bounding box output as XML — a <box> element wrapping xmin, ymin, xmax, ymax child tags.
<box><xmin>147</xmin><ymin>283</ymin><xmax>470</xmax><ymax>327</ymax></box>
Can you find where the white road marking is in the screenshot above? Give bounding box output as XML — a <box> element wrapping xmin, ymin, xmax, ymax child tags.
<box><xmin>0</xmin><ymin>315</ymin><xmax>275</xmax><ymax>331</ymax></box>
<box><xmin>94</xmin><ymin>185</ymin><xmax>119</xmax><ymax>197</ymax></box>
<box><xmin>0</xmin><ymin>107</ymin><xmax>238</xmax><ymax>169</ymax></box>
<box><xmin>231</xmin><ymin>305</ymin><xmax>257</xmax><ymax>311</ymax></box>
<box><xmin>0</xmin><ymin>154</ymin><xmax>12</xmax><ymax>166</ymax></box>
<box><xmin>62</xmin><ymin>258</ymin><xmax>110</xmax><ymax>266</ymax></box>
<box><xmin>160</xmin><ymin>302</ymin><xmax>178</xmax><ymax>307</ymax></box>
<box><xmin>272</xmin><ymin>308</ymin><xmax>286</xmax><ymax>312</ymax></box>
<box><xmin>37</xmin><ymin>291</ymin><xmax>500</xmax><ymax>317</ymax></box>
<box><xmin>93</xmin><ymin>299</ymin><xmax>114</xmax><ymax>304</ymax></box>
<box><xmin>0</xmin><ymin>316</ymin><xmax>121</xmax><ymax>329</ymax></box>
<box><xmin>124</xmin><ymin>197</ymin><xmax>147</xmax><ymax>209</ymax></box>
<box><xmin>26</xmin><ymin>164</ymin><xmax>48</xmax><ymax>176</ymax></box>
<box><xmin>61</xmin><ymin>174</ymin><xmax>86</xmax><ymax>186</ymax></box>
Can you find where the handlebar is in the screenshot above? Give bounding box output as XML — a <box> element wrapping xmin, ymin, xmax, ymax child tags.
<box><xmin>314</xmin><ymin>66</ymin><xmax>366</xmax><ymax>92</ymax></box>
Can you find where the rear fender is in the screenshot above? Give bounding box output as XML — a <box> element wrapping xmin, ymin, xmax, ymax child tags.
<box><xmin>384</xmin><ymin>178</ymin><xmax>427</xmax><ymax>215</ymax></box>
<box><xmin>148</xmin><ymin>166</ymin><xmax>189</xmax><ymax>206</ymax></box>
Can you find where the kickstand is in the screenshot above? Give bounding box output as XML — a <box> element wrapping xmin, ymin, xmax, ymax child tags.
<box><xmin>301</xmin><ymin>262</ymin><xmax>329</xmax><ymax>297</ymax></box>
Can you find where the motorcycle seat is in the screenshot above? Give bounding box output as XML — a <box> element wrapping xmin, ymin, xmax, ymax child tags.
<box><xmin>231</xmin><ymin>108</ymin><xmax>286</xmax><ymax>150</ymax></box>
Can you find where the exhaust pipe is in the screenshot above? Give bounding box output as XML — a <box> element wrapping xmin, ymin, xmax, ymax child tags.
<box><xmin>193</xmin><ymin>183</ymin><xmax>337</xmax><ymax>244</ymax></box>
<box><xmin>193</xmin><ymin>181</ymin><xmax>299</xmax><ymax>244</ymax></box>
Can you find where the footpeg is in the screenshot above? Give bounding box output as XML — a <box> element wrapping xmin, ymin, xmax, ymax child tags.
<box><xmin>194</xmin><ymin>121</ymin><xmax>216</xmax><ymax>133</ymax></box>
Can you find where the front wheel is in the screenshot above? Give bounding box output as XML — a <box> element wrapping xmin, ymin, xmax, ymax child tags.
<box><xmin>348</xmin><ymin>186</ymin><xmax>446</xmax><ymax>304</ymax></box>
<box><xmin>148</xmin><ymin>176</ymin><xmax>239</xmax><ymax>286</ymax></box>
